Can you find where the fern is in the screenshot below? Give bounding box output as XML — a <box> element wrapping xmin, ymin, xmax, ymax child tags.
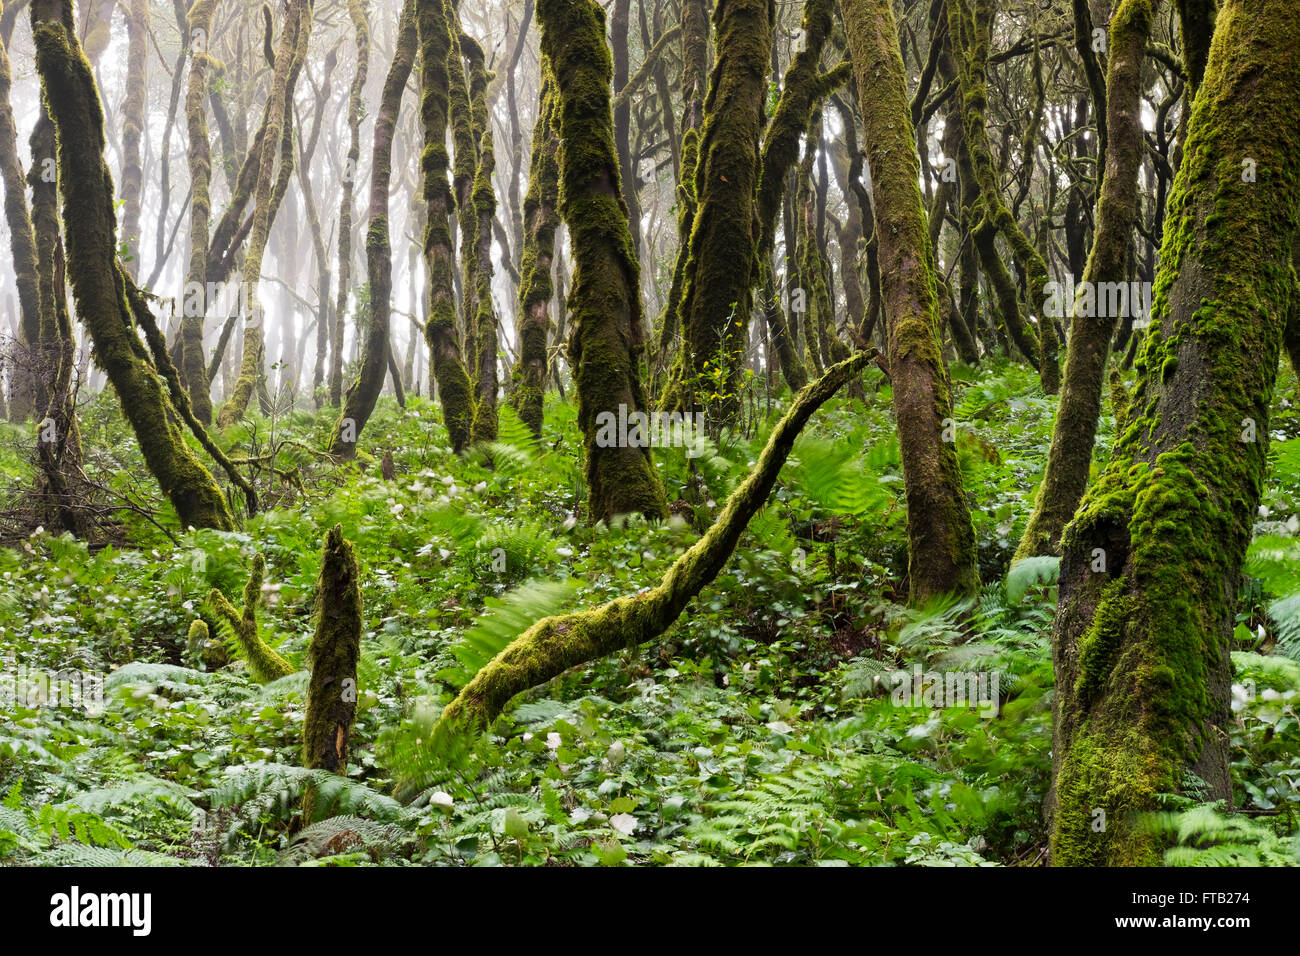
<box><xmin>437</xmin><ymin>578</ymin><xmax>580</xmax><ymax>689</ymax></box>
<box><xmin>1004</xmin><ymin>556</ymin><xmax>1060</xmax><ymax>605</ymax></box>
<box><xmin>278</xmin><ymin>815</ymin><xmax>412</xmax><ymax>865</ymax></box>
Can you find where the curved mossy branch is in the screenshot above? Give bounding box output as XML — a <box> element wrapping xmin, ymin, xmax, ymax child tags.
<box><xmin>417</xmin><ymin>0</ymin><xmax>473</xmax><ymax>454</ymax></box>
<box><xmin>1048</xmin><ymin>0</ymin><xmax>1300</xmax><ymax>865</ymax></box>
<box><xmin>208</xmin><ymin>554</ymin><xmax>294</xmax><ymax>683</ymax></box>
<box><xmin>332</xmin><ymin>0</ymin><xmax>415</xmax><ymax>458</ymax></box>
<box><xmin>302</xmin><ymin>525</ymin><xmax>362</xmax><ymax>819</ymax></box>
<box><xmin>610</xmin><ymin>23</ymin><xmax>682</xmax><ymax>113</ymax></box>
<box><xmin>538</xmin><ymin>0</ymin><xmax>666</xmax><ymax>522</ymax></box>
<box><xmin>510</xmin><ymin>58</ymin><xmax>559</xmax><ymax>439</ymax></box>
<box><xmin>1015</xmin><ymin>0</ymin><xmax>1158</xmax><ymax>561</ymax></box>
<box><xmin>32</xmin><ymin>0</ymin><xmax>234</xmax><ymax>531</ymax></box>
<box><xmin>842</xmin><ymin>0</ymin><xmax>979</xmax><ymax>604</ymax></box>
<box><xmin>433</xmin><ymin>351</ymin><xmax>870</xmax><ymax>742</ymax></box>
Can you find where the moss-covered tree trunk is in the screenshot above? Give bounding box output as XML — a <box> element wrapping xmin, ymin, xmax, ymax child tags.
<box><xmin>118</xmin><ymin>0</ymin><xmax>147</xmax><ymax>277</ymax></box>
<box><xmin>217</xmin><ymin>0</ymin><xmax>312</xmax><ymax>429</ymax></box>
<box><xmin>463</xmin><ymin>32</ymin><xmax>499</xmax><ymax>445</ymax></box>
<box><xmin>665</xmin><ymin>0</ymin><xmax>772</xmax><ymax>420</ymax></box>
<box><xmin>332</xmin><ymin>0</ymin><xmax>415</xmax><ymax>458</ymax></box>
<box><xmin>537</xmin><ymin>0</ymin><xmax>666</xmax><ymax>522</ymax></box>
<box><xmin>32</xmin><ymin>0</ymin><xmax>233</xmax><ymax>530</ymax></box>
<box><xmin>302</xmin><ymin>525</ymin><xmax>362</xmax><ymax>818</ymax></box>
<box><xmin>841</xmin><ymin>0</ymin><xmax>979</xmax><ymax>604</ymax></box>
<box><xmin>652</xmin><ymin>0</ymin><xmax>707</xmax><ymax>389</ymax></box>
<box><xmin>417</xmin><ymin>0</ymin><xmax>474</xmax><ymax>454</ymax></box>
<box><xmin>510</xmin><ymin>59</ymin><xmax>559</xmax><ymax>439</ymax></box>
<box><xmin>1015</xmin><ymin>0</ymin><xmax>1158</xmax><ymax>561</ymax></box>
<box><xmin>947</xmin><ymin>0</ymin><xmax>1058</xmax><ymax>393</ymax></box>
<box><xmin>328</xmin><ymin>0</ymin><xmax>369</xmax><ymax>409</ymax></box>
<box><xmin>0</xmin><ymin>4</ymin><xmax>41</xmax><ymax>421</ymax></box>
<box><xmin>181</xmin><ymin>0</ymin><xmax>216</xmax><ymax>423</ymax></box>
<box><xmin>1048</xmin><ymin>0</ymin><xmax>1300</xmax><ymax>865</ymax></box>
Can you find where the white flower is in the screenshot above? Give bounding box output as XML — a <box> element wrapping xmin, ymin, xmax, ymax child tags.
<box><xmin>561</xmin><ymin>516</ymin><xmax>577</xmax><ymax>531</ymax></box>
<box><xmin>429</xmin><ymin>791</ymin><xmax>454</xmax><ymax>808</ymax></box>
<box><xmin>610</xmin><ymin>813</ymin><xmax>637</xmax><ymax>835</ymax></box>
<box><xmin>556</xmin><ymin>547</ymin><xmax>574</xmax><ymax>558</ymax></box>
<box><xmin>473</xmin><ymin>481</ymin><xmax>487</xmax><ymax>494</ymax></box>
<box><xmin>546</xmin><ymin>732</ymin><xmax>562</xmax><ymax>750</ymax></box>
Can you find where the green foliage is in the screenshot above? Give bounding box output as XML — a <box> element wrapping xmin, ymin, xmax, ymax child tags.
<box><xmin>3</xmin><ymin>361</ymin><xmax>1296</xmax><ymax>866</ymax></box>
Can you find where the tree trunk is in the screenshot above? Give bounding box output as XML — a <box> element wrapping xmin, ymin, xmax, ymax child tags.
<box><xmin>538</xmin><ymin>0</ymin><xmax>666</xmax><ymax>522</ymax></box>
<box><xmin>333</xmin><ymin>0</ymin><xmax>414</xmax><ymax>457</ymax></box>
<box><xmin>417</xmin><ymin>0</ymin><xmax>474</xmax><ymax>453</ymax></box>
<box><xmin>1048</xmin><ymin>0</ymin><xmax>1300</xmax><ymax>865</ymax></box>
<box><xmin>510</xmin><ymin>57</ymin><xmax>559</xmax><ymax>439</ymax></box>
<box><xmin>32</xmin><ymin>0</ymin><xmax>233</xmax><ymax>530</ymax></box>
<box><xmin>841</xmin><ymin>0</ymin><xmax>979</xmax><ymax>603</ymax></box>
<box><xmin>1016</xmin><ymin>0</ymin><xmax>1157</xmax><ymax>560</ymax></box>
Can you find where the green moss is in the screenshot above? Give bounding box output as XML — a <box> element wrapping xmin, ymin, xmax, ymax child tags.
<box><xmin>33</xmin><ymin>9</ymin><xmax>234</xmax><ymax>531</ymax></box>
<box><xmin>432</xmin><ymin>353</ymin><xmax>868</xmax><ymax>746</ymax></box>
<box><xmin>538</xmin><ymin>0</ymin><xmax>666</xmax><ymax>521</ymax></box>
<box><xmin>208</xmin><ymin>554</ymin><xmax>294</xmax><ymax>683</ymax></box>
<box><xmin>417</xmin><ymin>0</ymin><xmax>476</xmax><ymax>454</ymax></box>
<box><xmin>1049</xmin><ymin>0</ymin><xmax>1300</xmax><ymax>865</ymax></box>
<box><xmin>302</xmin><ymin>525</ymin><xmax>362</xmax><ymax>783</ymax></box>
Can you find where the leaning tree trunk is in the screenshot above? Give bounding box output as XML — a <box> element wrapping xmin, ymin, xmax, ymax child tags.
<box><xmin>537</xmin><ymin>0</ymin><xmax>666</xmax><ymax>522</ymax></box>
<box><xmin>31</xmin><ymin>0</ymin><xmax>233</xmax><ymax>530</ymax></box>
<box><xmin>1048</xmin><ymin>0</ymin><xmax>1300</xmax><ymax>866</ymax></box>
<box><xmin>417</xmin><ymin>0</ymin><xmax>474</xmax><ymax>453</ymax></box>
<box><xmin>510</xmin><ymin>58</ymin><xmax>559</xmax><ymax>439</ymax></box>
<box><xmin>332</xmin><ymin>0</ymin><xmax>414</xmax><ymax>458</ymax></box>
<box><xmin>1015</xmin><ymin>0</ymin><xmax>1158</xmax><ymax>561</ymax></box>
<box><xmin>841</xmin><ymin>0</ymin><xmax>979</xmax><ymax>604</ymax></box>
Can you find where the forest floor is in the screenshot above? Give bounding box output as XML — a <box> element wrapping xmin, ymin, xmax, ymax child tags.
<box><xmin>1</xmin><ymin>359</ymin><xmax>1297</xmax><ymax>866</ymax></box>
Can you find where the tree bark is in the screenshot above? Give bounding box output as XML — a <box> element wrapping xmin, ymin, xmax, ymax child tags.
<box><xmin>1048</xmin><ymin>0</ymin><xmax>1300</xmax><ymax>865</ymax></box>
